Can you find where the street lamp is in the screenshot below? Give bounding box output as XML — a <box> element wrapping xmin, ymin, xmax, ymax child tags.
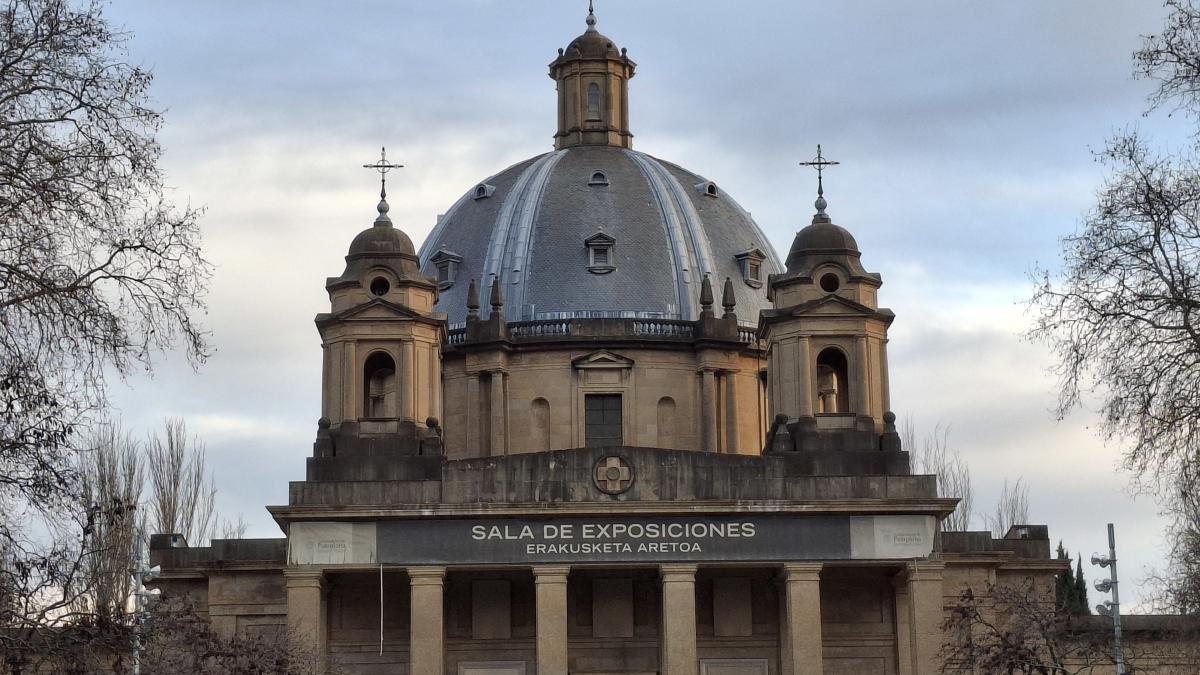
<box><xmin>1090</xmin><ymin>523</ymin><xmax>1126</xmax><ymax>675</ymax></box>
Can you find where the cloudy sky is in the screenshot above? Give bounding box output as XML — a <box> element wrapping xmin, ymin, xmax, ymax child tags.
<box><xmin>101</xmin><ymin>1</ymin><xmax>1191</xmax><ymax>610</ymax></box>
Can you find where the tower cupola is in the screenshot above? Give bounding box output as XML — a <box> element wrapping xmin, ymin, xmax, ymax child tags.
<box><xmin>549</xmin><ymin>3</ymin><xmax>636</xmax><ymax>149</ymax></box>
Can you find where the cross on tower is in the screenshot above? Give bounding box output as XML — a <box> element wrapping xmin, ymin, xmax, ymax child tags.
<box><xmin>363</xmin><ymin>146</ymin><xmax>403</xmax><ymax>200</ymax></box>
<box><xmin>798</xmin><ymin>144</ymin><xmax>839</xmax><ymax>199</ymax></box>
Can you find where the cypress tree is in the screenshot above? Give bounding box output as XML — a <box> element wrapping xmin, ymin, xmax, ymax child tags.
<box><xmin>1073</xmin><ymin>554</ymin><xmax>1091</xmax><ymax>615</ymax></box>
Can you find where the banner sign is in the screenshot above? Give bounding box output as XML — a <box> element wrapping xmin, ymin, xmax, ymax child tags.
<box><xmin>288</xmin><ymin>515</ymin><xmax>935</xmax><ymax>566</ymax></box>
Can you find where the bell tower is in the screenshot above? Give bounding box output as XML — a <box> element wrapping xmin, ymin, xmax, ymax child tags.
<box><xmin>759</xmin><ymin>147</ymin><xmax>897</xmax><ymax>450</ymax></box>
<box><xmin>549</xmin><ymin>3</ymin><xmax>636</xmax><ymax>149</ymax></box>
<box><xmin>313</xmin><ymin>149</ymin><xmax>445</xmax><ymax>457</ymax></box>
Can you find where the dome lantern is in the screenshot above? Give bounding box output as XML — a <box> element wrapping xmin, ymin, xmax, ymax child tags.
<box><xmin>548</xmin><ymin>3</ymin><xmax>636</xmax><ymax>149</ymax></box>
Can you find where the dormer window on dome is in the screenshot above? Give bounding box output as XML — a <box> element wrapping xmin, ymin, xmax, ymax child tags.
<box><xmin>696</xmin><ymin>181</ymin><xmax>719</xmax><ymax>198</ymax></box>
<box><xmin>589</xmin><ymin>170</ymin><xmax>610</xmax><ymax>186</ymax></box>
<box><xmin>430</xmin><ymin>249</ymin><xmax>463</xmax><ymax>290</ymax></box>
<box><xmin>473</xmin><ymin>183</ymin><xmax>496</xmax><ymax>200</ymax></box>
<box><xmin>585</xmin><ymin>232</ymin><xmax>616</xmax><ymax>274</ymax></box>
<box><xmin>735</xmin><ymin>248</ymin><xmax>767</xmax><ymax>289</ymax></box>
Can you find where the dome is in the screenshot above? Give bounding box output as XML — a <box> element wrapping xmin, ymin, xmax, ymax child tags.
<box><xmin>565</xmin><ymin>30</ymin><xmax>620</xmax><ymax>59</ymax></box>
<box><xmin>418</xmin><ymin>145</ymin><xmax>784</xmax><ymax>326</ymax></box>
<box><xmin>348</xmin><ymin>222</ymin><xmax>416</xmax><ymax>257</ymax></box>
<box><xmin>786</xmin><ymin>222</ymin><xmax>859</xmax><ymax>262</ymax></box>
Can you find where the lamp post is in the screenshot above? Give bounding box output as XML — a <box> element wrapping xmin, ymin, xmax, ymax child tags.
<box><xmin>1090</xmin><ymin>522</ymin><xmax>1126</xmax><ymax>675</ymax></box>
<box><xmin>130</xmin><ymin>532</ymin><xmax>160</xmax><ymax>675</ymax></box>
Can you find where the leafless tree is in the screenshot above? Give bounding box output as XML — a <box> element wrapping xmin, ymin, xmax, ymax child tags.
<box><xmin>1030</xmin><ymin>1</ymin><xmax>1200</xmax><ymax>612</ymax></box>
<box><xmin>904</xmin><ymin>419</ymin><xmax>976</xmax><ymax>531</ymax></box>
<box><xmin>0</xmin><ymin>0</ymin><xmax>209</xmax><ymax>663</ymax></box>
<box><xmin>987</xmin><ymin>477</ymin><xmax>1031</xmax><ymax>538</ymax></box>
<box><xmin>217</xmin><ymin>514</ymin><xmax>248</xmax><ymax>541</ymax></box>
<box><xmin>146</xmin><ymin>418</ymin><xmax>216</xmax><ymax>546</ymax></box>
<box><xmin>73</xmin><ymin>422</ymin><xmax>142</xmax><ymax>621</ymax></box>
<box><xmin>136</xmin><ymin>597</ymin><xmax>340</xmax><ymax>675</ymax></box>
<box><xmin>942</xmin><ymin>580</ymin><xmax>1142</xmax><ymax>674</ymax></box>
<box><xmin>1137</xmin><ymin>0</ymin><xmax>1200</xmax><ymax>121</ymax></box>
<box><xmin>1147</xmin><ymin>466</ymin><xmax>1200</xmax><ymax>615</ymax></box>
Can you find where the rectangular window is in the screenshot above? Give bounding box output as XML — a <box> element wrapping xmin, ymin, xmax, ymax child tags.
<box><xmin>748</xmin><ymin>260</ymin><xmax>760</xmax><ymax>281</ymax></box>
<box><xmin>585</xmin><ymin>394</ymin><xmax>622</xmax><ymax>447</ymax></box>
<box><xmin>593</xmin><ymin>247</ymin><xmax>609</xmax><ymax>265</ymax></box>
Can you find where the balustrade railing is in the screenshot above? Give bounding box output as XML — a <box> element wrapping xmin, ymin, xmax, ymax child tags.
<box><xmin>443</xmin><ymin>318</ymin><xmax>758</xmax><ymax>346</ymax></box>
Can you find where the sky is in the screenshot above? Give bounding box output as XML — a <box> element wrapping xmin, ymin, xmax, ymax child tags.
<box><xmin>98</xmin><ymin>0</ymin><xmax>1193</xmax><ymax>611</ymax></box>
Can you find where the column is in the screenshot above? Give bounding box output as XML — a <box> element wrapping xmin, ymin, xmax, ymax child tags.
<box><xmin>854</xmin><ymin>336</ymin><xmax>870</xmax><ymax>416</ymax></box>
<box><xmin>490</xmin><ymin>370</ymin><xmax>507</xmax><ymax>456</ymax></box>
<box><xmin>401</xmin><ymin>339</ymin><xmax>416</xmax><ymax>422</ymax></box>
<box><xmin>797</xmin><ymin>336</ymin><xmax>813</xmax><ymax>417</ymax></box>
<box><xmin>284</xmin><ymin>569</ymin><xmax>328</xmax><ymax>664</ymax></box>
<box><xmin>723</xmin><ymin>371</ymin><xmax>739</xmax><ymax>454</ymax></box>
<box><xmin>892</xmin><ymin>573</ymin><xmax>913</xmax><ymax>675</ymax></box>
<box><xmin>905</xmin><ymin>562</ymin><xmax>945</xmax><ymax>675</ymax></box>
<box><xmin>408</xmin><ymin>566</ymin><xmax>446</xmax><ymax>675</ymax></box>
<box><xmin>467</xmin><ymin>373</ymin><xmax>481</xmax><ymax>456</ymax></box>
<box><xmin>660</xmin><ymin>564</ymin><xmax>698</xmax><ymax>675</ymax></box>
<box><xmin>700</xmin><ymin>369</ymin><xmax>717</xmax><ymax>452</ymax></box>
<box><xmin>533</xmin><ymin>566</ymin><xmax>570</xmax><ymax>675</ymax></box>
<box><xmin>342</xmin><ymin>340</ymin><xmax>357</xmax><ymax>420</ymax></box>
<box><xmin>781</xmin><ymin>563</ymin><xmax>823</xmax><ymax>675</ymax></box>
<box><xmin>880</xmin><ymin>338</ymin><xmax>892</xmax><ymax>414</ymax></box>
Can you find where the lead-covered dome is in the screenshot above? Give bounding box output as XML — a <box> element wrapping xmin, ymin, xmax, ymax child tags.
<box><xmin>418</xmin><ymin>145</ymin><xmax>783</xmax><ymax>326</ymax></box>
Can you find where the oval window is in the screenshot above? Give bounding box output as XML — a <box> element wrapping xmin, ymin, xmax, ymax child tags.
<box><xmin>370</xmin><ymin>277</ymin><xmax>391</xmax><ymax>296</ymax></box>
<box><xmin>819</xmin><ymin>273</ymin><xmax>840</xmax><ymax>293</ymax></box>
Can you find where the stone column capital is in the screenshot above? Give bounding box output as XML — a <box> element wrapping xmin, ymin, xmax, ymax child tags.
<box><xmin>659</xmin><ymin>563</ymin><xmax>698</xmax><ymax>581</ymax></box>
<box><xmin>905</xmin><ymin>560</ymin><xmax>945</xmax><ymax>580</ymax></box>
<box><xmin>283</xmin><ymin>567</ymin><xmax>328</xmax><ymax>589</ymax></box>
<box><xmin>407</xmin><ymin>565</ymin><xmax>446</xmax><ymax>586</ymax></box>
<box><xmin>781</xmin><ymin>562</ymin><xmax>823</xmax><ymax>582</ymax></box>
<box><xmin>532</xmin><ymin>565</ymin><xmax>571</xmax><ymax>583</ymax></box>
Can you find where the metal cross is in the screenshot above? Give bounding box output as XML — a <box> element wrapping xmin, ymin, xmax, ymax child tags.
<box><xmin>363</xmin><ymin>147</ymin><xmax>403</xmax><ymax>199</ymax></box>
<box><xmin>799</xmin><ymin>144</ymin><xmax>839</xmax><ymax>198</ymax></box>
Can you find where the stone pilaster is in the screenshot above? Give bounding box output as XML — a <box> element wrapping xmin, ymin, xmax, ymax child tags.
<box><xmin>489</xmin><ymin>370</ymin><xmax>507</xmax><ymax>456</ymax></box>
<box><xmin>533</xmin><ymin>566</ymin><xmax>571</xmax><ymax>675</ymax></box>
<box><xmin>700</xmin><ymin>369</ymin><xmax>717</xmax><ymax>452</ymax></box>
<box><xmin>855</xmin><ymin>335</ymin><xmax>870</xmax><ymax>416</ymax></box>
<box><xmin>892</xmin><ymin>572</ymin><xmax>913</xmax><ymax>675</ymax></box>
<box><xmin>408</xmin><ymin>566</ymin><xmax>446</xmax><ymax>675</ymax></box>
<box><xmin>660</xmin><ymin>563</ymin><xmax>698</xmax><ymax>675</ymax></box>
<box><xmin>723</xmin><ymin>371</ymin><xmax>739</xmax><ymax>454</ymax></box>
<box><xmin>797</xmin><ymin>336</ymin><xmax>813</xmax><ymax>417</ymax></box>
<box><xmin>905</xmin><ymin>561</ymin><xmax>945</xmax><ymax>675</ymax></box>
<box><xmin>284</xmin><ymin>568</ymin><xmax>328</xmax><ymax>666</ymax></box>
<box><xmin>781</xmin><ymin>563</ymin><xmax>823</xmax><ymax>675</ymax></box>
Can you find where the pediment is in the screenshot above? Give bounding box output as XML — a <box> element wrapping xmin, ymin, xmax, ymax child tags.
<box><xmin>571</xmin><ymin>349</ymin><xmax>634</xmax><ymax>370</ymax></box>
<box><xmin>329</xmin><ymin>298</ymin><xmax>427</xmax><ymax>322</ymax></box>
<box><xmin>789</xmin><ymin>294</ymin><xmax>875</xmax><ymax>317</ymax></box>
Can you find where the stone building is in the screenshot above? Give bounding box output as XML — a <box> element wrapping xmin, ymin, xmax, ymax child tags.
<box><xmin>151</xmin><ymin>7</ymin><xmax>1082</xmax><ymax>675</ymax></box>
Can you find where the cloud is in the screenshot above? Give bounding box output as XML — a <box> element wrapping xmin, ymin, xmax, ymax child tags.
<box><xmin>97</xmin><ymin>0</ymin><xmax>1190</xmax><ymax>609</ymax></box>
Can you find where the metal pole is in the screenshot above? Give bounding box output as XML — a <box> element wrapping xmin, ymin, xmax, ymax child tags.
<box><xmin>131</xmin><ymin>531</ymin><xmax>143</xmax><ymax>675</ymax></box>
<box><xmin>1107</xmin><ymin>523</ymin><xmax>1126</xmax><ymax>675</ymax></box>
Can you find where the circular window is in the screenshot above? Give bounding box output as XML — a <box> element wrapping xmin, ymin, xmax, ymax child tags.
<box><xmin>370</xmin><ymin>277</ymin><xmax>390</xmax><ymax>296</ymax></box>
<box><xmin>819</xmin><ymin>273</ymin><xmax>840</xmax><ymax>293</ymax></box>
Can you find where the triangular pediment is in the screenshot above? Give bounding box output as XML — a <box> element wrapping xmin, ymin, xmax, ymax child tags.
<box><xmin>789</xmin><ymin>294</ymin><xmax>875</xmax><ymax>317</ymax></box>
<box><xmin>328</xmin><ymin>298</ymin><xmax>428</xmax><ymax>323</ymax></box>
<box><xmin>571</xmin><ymin>349</ymin><xmax>634</xmax><ymax>369</ymax></box>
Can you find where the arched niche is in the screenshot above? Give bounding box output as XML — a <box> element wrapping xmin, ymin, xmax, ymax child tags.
<box><xmin>657</xmin><ymin>396</ymin><xmax>676</xmax><ymax>448</ymax></box>
<box><xmin>815</xmin><ymin>347</ymin><xmax>850</xmax><ymax>414</ymax></box>
<box><xmin>531</xmin><ymin>398</ymin><xmax>551</xmax><ymax>452</ymax></box>
<box><xmin>363</xmin><ymin>351</ymin><xmax>397</xmax><ymax>419</ymax></box>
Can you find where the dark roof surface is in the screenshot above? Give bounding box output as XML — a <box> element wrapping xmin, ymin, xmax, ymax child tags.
<box><xmin>417</xmin><ymin>145</ymin><xmax>784</xmax><ymax>325</ymax></box>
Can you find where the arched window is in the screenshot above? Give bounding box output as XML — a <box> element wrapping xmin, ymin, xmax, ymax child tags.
<box><xmin>815</xmin><ymin>347</ymin><xmax>850</xmax><ymax>414</ymax></box>
<box><xmin>586</xmin><ymin>82</ymin><xmax>601</xmax><ymax>120</ymax></box>
<box><xmin>363</xmin><ymin>352</ymin><xmax>397</xmax><ymax>418</ymax></box>
<box><xmin>589</xmin><ymin>170</ymin><xmax>609</xmax><ymax>186</ymax></box>
<box><xmin>657</xmin><ymin>396</ymin><xmax>676</xmax><ymax>448</ymax></box>
<box><xmin>531</xmin><ymin>398</ymin><xmax>551</xmax><ymax>452</ymax></box>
